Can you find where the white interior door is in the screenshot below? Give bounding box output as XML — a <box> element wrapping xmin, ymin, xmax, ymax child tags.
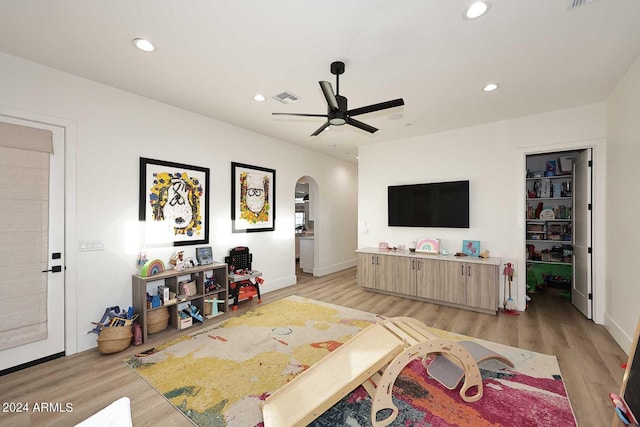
<box><xmin>0</xmin><ymin>116</ymin><xmax>65</xmax><ymax>372</ymax></box>
<box><xmin>572</xmin><ymin>149</ymin><xmax>592</xmax><ymax>318</ymax></box>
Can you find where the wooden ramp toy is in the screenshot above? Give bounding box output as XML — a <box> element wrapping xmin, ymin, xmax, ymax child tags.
<box><xmin>262</xmin><ymin>317</ymin><xmax>510</xmax><ymax>427</ymax></box>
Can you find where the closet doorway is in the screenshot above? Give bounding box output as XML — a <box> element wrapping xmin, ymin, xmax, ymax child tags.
<box><xmin>525</xmin><ymin>149</ymin><xmax>593</xmax><ymax>318</ymax></box>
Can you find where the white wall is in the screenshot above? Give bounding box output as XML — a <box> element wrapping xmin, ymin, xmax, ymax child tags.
<box><xmin>605</xmin><ymin>54</ymin><xmax>640</xmax><ymax>353</ymax></box>
<box><xmin>358</xmin><ymin>103</ymin><xmax>606</xmax><ymax>318</ymax></box>
<box><xmin>0</xmin><ymin>52</ymin><xmax>358</xmax><ymax>353</ymax></box>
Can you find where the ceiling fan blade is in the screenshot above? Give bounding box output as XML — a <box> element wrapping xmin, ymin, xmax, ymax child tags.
<box><xmin>311</xmin><ymin>121</ymin><xmax>330</xmax><ymax>136</ymax></box>
<box><xmin>272</xmin><ymin>113</ymin><xmax>328</xmax><ymax>117</ymax></box>
<box><xmin>346</xmin><ymin>117</ymin><xmax>378</xmax><ymax>134</ymax></box>
<box><xmin>319</xmin><ymin>81</ymin><xmax>340</xmax><ymax>111</ymax></box>
<box><xmin>347</xmin><ymin>98</ymin><xmax>404</xmax><ymax>117</ymax></box>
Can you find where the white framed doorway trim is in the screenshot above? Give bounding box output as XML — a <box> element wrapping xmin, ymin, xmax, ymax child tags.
<box><xmin>518</xmin><ymin>138</ymin><xmax>605</xmax><ymax>325</ymax></box>
<box><xmin>0</xmin><ymin>105</ymin><xmax>78</xmax><ymax>357</ymax></box>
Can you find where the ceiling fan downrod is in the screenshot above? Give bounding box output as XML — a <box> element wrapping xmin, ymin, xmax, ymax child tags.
<box><xmin>331</xmin><ymin>61</ymin><xmax>345</xmax><ymax>96</ymax></box>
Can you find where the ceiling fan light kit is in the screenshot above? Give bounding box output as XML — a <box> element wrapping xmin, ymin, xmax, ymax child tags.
<box><xmin>272</xmin><ymin>61</ymin><xmax>404</xmax><ymax>136</ymax></box>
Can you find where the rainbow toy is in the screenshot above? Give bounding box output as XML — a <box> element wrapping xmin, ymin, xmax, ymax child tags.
<box><xmin>140</xmin><ymin>259</ymin><xmax>165</xmax><ymax>277</ymax></box>
<box><xmin>415</xmin><ymin>238</ymin><xmax>440</xmax><ymax>254</ymax></box>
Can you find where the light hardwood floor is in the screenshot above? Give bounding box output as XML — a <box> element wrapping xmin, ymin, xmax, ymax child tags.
<box><xmin>0</xmin><ymin>267</ymin><xmax>626</xmax><ymax>427</ymax></box>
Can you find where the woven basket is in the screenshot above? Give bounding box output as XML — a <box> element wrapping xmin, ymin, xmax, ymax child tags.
<box><xmin>97</xmin><ymin>325</ymin><xmax>132</xmax><ymax>354</ymax></box>
<box><xmin>147</xmin><ymin>306</ymin><xmax>170</xmax><ymax>334</ymax></box>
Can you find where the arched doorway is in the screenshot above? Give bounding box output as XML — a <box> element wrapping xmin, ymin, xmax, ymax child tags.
<box><xmin>294</xmin><ymin>176</ymin><xmax>319</xmax><ymax>277</ymax></box>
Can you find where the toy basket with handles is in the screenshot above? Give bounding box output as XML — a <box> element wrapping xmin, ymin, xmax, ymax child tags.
<box><xmin>97</xmin><ymin>325</ymin><xmax>133</xmax><ymax>354</ymax></box>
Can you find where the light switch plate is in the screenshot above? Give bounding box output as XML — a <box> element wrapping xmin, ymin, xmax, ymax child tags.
<box><xmin>78</xmin><ymin>240</ymin><xmax>104</xmax><ymax>252</ymax></box>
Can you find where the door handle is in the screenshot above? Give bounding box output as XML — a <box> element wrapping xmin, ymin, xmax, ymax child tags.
<box><xmin>468</xmin><ymin>265</ymin><xmax>471</xmax><ymax>276</ymax></box>
<box><xmin>42</xmin><ymin>265</ymin><xmax>62</xmax><ymax>273</ymax></box>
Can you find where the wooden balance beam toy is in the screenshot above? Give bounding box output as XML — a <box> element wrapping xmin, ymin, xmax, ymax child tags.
<box><xmin>262</xmin><ymin>316</ymin><xmax>512</xmax><ymax>427</ymax></box>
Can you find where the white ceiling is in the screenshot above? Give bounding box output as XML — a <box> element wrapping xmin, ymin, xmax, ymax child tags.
<box><xmin>2</xmin><ymin>0</ymin><xmax>640</xmax><ymax>162</ymax></box>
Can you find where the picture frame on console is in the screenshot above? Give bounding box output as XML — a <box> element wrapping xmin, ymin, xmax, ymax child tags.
<box><xmin>139</xmin><ymin>157</ymin><xmax>210</xmax><ymax>246</ymax></box>
<box><xmin>415</xmin><ymin>237</ymin><xmax>440</xmax><ymax>254</ymax></box>
<box><xmin>462</xmin><ymin>240</ymin><xmax>480</xmax><ymax>256</ymax></box>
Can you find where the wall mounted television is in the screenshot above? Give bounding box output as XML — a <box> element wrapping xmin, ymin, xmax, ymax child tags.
<box><xmin>388</xmin><ymin>180</ymin><xmax>469</xmax><ymax>228</ymax></box>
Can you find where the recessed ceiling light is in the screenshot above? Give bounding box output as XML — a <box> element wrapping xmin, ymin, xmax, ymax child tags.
<box><xmin>254</xmin><ymin>94</ymin><xmax>266</xmax><ymax>102</ymax></box>
<box><xmin>483</xmin><ymin>83</ymin><xmax>499</xmax><ymax>92</ymax></box>
<box><xmin>464</xmin><ymin>1</ymin><xmax>491</xmax><ymax>19</ymax></box>
<box><xmin>132</xmin><ymin>38</ymin><xmax>156</xmax><ymax>52</ymax></box>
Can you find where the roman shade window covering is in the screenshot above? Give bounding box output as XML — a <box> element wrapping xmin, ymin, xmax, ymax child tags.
<box><xmin>0</xmin><ymin>121</ymin><xmax>53</xmax><ymax>153</ymax></box>
<box><xmin>0</xmin><ymin>122</ymin><xmax>52</xmax><ymax>351</ymax></box>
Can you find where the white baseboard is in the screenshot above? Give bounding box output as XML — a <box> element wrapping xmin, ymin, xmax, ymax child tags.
<box><xmin>604</xmin><ymin>312</ymin><xmax>633</xmax><ymax>355</ymax></box>
<box><xmin>312</xmin><ymin>259</ymin><xmax>357</xmax><ymax>277</ymax></box>
<box><xmin>261</xmin><ymin>275</ymin><xmax>297</xmax><ymax>294</ymax></box>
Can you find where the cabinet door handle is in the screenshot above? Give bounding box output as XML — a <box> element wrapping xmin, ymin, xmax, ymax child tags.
<box><xmin>376</xmin><ymin>256</ymin><xmax>380</xmax><ymax>265</ymax></box>
<box><xmin>417</xmin><ymin>261</ymin><xmax>421</xmax><ymax>270</ymax></box>
<box><xmin>468</xmin><ymin>265</ymin><xmax>471</xmax><ymax>277</ymax></box>
<box><xmin>371</xmin><ymin>256</ymin><xmax>375</xmax><ymax>265</ymax></box>
<box><xmin>461</xmin><ymin>265</ymin><xmax>464</xmax><ymax>275</ymax></box>
<box><xmin>412</xmin><ymin>259</ymin><xmax>415</xmax><ymax>270</ymax></box>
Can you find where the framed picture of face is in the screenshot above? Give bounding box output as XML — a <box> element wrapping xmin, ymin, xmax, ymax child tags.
<box><xmin>139</xmin><ymin>157</ymin><xmax>209</xmax><ymax>246</ymax></box>
<box><xmin>231</xmin><ymin>162</ymin><xmax>276</xmax><ymax>233</ymax></box>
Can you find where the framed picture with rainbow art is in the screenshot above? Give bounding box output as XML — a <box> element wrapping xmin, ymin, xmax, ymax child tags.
<box><xmin>415</xmin><ymin>237</ymin><xmax>440</xmax><ymax>254</ymax></box>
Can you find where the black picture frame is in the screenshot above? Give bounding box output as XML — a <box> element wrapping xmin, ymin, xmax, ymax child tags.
<box><xmin>196</xmin><ymin>246</ymin><xmax>213</xmax><ymax>265</ymax></box>
<box><xmin>231</xmin><ymin>162</ymin><xmax>276</xmax><ymax>233</ymax></box>
<box><xmin>139</xmin><ymin>157</ymin><xmax>210</xmax><ymax>246</ymax></box>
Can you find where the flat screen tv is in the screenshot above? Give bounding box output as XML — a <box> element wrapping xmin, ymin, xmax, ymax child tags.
<box><xmin>388</xmin><ymin>180</ymin><xmax>469</xmax><ymax>228</ymax></box>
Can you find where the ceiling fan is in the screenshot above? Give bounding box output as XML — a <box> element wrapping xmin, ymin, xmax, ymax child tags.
<box><xmin>272</xmin><ymin>61</ymin><xmax>405</xmax><ymax>136</ymax></box>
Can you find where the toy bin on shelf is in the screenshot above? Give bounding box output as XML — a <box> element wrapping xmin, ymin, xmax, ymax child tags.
<box><xmin>147</xmin><ymin>307</ymin><xmax>170</xmax><ymax>334</ymax></box>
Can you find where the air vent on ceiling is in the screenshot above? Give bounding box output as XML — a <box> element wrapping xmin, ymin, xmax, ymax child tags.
<box><xmin>569</xmin><ymin>0</ymin><xmax>600</xmax><ymax>9</ymax></box>
<box><xmin>273</xmin><ymin>91</ymin><xmax>300</xmax><ymax>104</ymax></box>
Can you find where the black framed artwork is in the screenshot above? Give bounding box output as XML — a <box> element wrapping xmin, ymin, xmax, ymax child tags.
<box><xmin>231</xmin><ymin>162</ymin><xmax>276</xmax><ymax>233</ymax></box>
<box><xmin>139</xmin><ymin>157</ymin><xmax>210</xmax><ymax>246</ymax></box>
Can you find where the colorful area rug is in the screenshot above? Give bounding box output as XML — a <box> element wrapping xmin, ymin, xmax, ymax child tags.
<box><xmin>124</xmin><ymin>296</ymin><xmax>576</xmax><ymax>426</ymax></box>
